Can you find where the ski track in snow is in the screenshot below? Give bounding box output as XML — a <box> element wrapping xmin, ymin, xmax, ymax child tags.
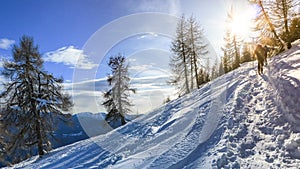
<box><xmin>8</xmin><ymin>40</ymin><xmax>300</xmax><ymax>169</ymax></box>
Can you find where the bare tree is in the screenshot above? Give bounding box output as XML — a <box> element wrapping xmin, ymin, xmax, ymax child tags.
<box><xmin>169</xmin><ymin>15</ymin><xmax>191</xmax><ymax>95</ymax></box>
<box><xmin>187</xmin><ymin>16</ymin><xmax>208</xmax><ymax>89</ymax></box>
<box><xmin>169</xmin><ymin>15</ymin><xmax>209</xmax><ymax>95</ymax></box>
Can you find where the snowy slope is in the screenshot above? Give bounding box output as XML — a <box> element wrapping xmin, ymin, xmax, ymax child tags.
<box><xmin>0</xmin><ymin>112</ymin><xmax>111</xmax><ymax>167</ymax></box>
<box><xmin>9</xmin><ymin>41</ymin><xmax>300</xmax><ymax>168</ymax></box>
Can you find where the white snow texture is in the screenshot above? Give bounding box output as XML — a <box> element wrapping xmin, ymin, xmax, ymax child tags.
<box><xmin>9</xmin><ymin>40</ymin><xmax>300</xmax><ymax>168</ymax></box>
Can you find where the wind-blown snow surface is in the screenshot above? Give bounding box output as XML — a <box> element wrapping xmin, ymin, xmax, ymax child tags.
<box><xmin>10</xmin><ymin>41</ymin><xmax>300</xmax><ymax>168</ymax></box>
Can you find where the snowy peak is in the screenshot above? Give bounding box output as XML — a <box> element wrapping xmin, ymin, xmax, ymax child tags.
<box><xmin>11</xmin><ymin>41</ymin><xmax>300</xmax><ymax>168</ymax></box>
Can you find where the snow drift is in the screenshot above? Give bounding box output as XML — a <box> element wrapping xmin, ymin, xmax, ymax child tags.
<box><xmin>9</xmin><ymin>40</ymin><xmax>300</xmax><ymax>168</ymax></box>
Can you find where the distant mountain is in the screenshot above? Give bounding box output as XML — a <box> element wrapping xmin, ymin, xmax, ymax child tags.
<box><xmin>0</xmin><ymin>112</ymin><xmax>113</xmax><ymax>167</ymax></box>
<box><xmin>51</xmin><ymin>112</ymin><xmax>112</xmax><ymax>149</ymax></box>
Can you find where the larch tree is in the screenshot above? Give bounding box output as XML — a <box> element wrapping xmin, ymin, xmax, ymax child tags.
<box><xmin>169</xmin><ymin>15</ymin><xmax>209</xmax><ymax>96</ymax></box>
<box><xmin>169</xmin><ymin>15</ymin><xmax>191</xmax><ymax>96</ymax></box>
<box><xmin>249</xmin><ymin>0</ymin><xmax>292</xmax><ymax>49</ymax></box>
<box><xmin>272</xmin><ymin>0</ymin><xmax>296</xmax><ymax>49</ymax></box>
<box><xmin>0</xmin><ymin>36</ymin><xmax>72</xmax><ymax>163</ymax></box>
<box><xmin>221</xmin><ymin>30</ymin><xmax>234</xmax><ymax>72</ymax></box>
<box><xmin>103</xmin><ymin>54</ymin><xmax>135</xmax><ymax>128</ymax></box>
<box><xmin>187</xmin><ymin>15</ymin><xmax>208</xmax><ymax>89</ymax></box>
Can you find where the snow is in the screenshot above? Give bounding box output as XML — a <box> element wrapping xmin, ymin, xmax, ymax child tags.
<box><xmin>7</xmin><ymin>41</ymin><xmax>300</xmax><ymax>168</ymax></box>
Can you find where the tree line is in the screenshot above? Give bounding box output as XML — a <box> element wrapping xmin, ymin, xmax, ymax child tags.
<box><xmin>169</xmin><ymin>0</ymin><xmax>300</xmax><ymax>97</ymax></box>
<box><xmin>220</xmin><ymin>0</ymin><xmax>300</xmax><ymax>75</ymax></box>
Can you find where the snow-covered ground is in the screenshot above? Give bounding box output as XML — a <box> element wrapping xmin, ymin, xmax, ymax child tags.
<box><xmin>9</xmin><ymin>40</ymin><xmax>300</xmax><ymax>168</ymax></box>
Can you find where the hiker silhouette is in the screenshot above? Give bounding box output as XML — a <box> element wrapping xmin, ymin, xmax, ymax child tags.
<box><xmin>254</xmin><ymin>44</ymin><xmax>268</xmax><ymax>75</ymax></box>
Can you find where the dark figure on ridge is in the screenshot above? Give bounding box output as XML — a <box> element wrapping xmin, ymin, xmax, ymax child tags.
<box><xmin>254</xmin><ymin>44</ymin><xmax>268</xmax><ymax>75</ymax></box>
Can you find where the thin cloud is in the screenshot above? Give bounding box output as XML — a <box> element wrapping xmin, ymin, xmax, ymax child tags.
<box><xmin>0</xmin><ymin>38</ymin><xmax>15</xmax><ymax>50</ymax></box>
<box><xmin>43</xmin><ymin>46</ymin><xmax>98</xmax><ymax>70</ymax></box>
<box><xmin>126</xmin><ymin>0</ymin><xmax>181</xmax><ymax>15</ymax></box>
<box><xmin>129</xmin><ymin>64</ymin><xmax>153</xmax><ymax>72</ymax></box>
<box><xmin>67</xmin><ymin>75</ymin><xmax>175</xmax><ymax>114</ymax></box>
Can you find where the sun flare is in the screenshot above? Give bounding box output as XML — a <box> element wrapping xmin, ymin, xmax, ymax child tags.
<box><xmin>229</xmin><ymin>6</ymin><xmax>256</xmax><ymax>40</ymax></box>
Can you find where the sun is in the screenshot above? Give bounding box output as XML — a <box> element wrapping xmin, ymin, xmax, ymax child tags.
<box><xmin>229</xmin><ymin>6</ymin><xmax>256</xmax><ymax>40</ymax></box>
<box><xmin>231</xmin><ymin>15</ymin><xmax>251</xmax><ymax>38</ymax></box>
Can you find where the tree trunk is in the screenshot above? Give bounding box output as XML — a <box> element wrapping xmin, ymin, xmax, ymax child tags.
<box><xmin>36</xmin><ymin>73</ymin><xmax>44</xmax><ymax>156</ymax></box>
<box><xmin>233</xmin><ymin>35</ymin><xmax>240</xmax><ymax>69</ymax></box>
<box><xmin>192</xmin><ymin>52</ymin><xmax>199</xmax><ymax>89</ymax></box>
<box><xmin>117</xmin><ymin>66</ymin><xmax>126</xmax><ymax>125</ymax></box>
<box><xmin>190</xmin><ymin>54</ymin><xmax>194</xmax><ymax>90</ymax></box>
<box><xmin>182</xmin><ymin>42</ymin><xmax>190</xmax><ymax>94</ymax></box>
<box><xmin>258</xmin><ymin>0</ymin><xmax>285</xmax><ymax>48</ymax></box>
<box><xmin>282</xmin><ymin>0</ymin><xmax>292</xmax><ymax>49</ymax></box>
<box><xmin>36</xmin><ymin>116</ymin><xmax>44</xmax><ymax>156</ymax></box>
<box><xmin>190</xmin><ymin>23</ymin><xmax>200</xmax><ymax>89</ymax></box>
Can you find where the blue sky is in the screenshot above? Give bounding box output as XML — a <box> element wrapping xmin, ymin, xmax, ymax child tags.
<box><xmin>0</xmin><ymin>0</ymin><xmax>254</xmax><ymax>114</ymax></box>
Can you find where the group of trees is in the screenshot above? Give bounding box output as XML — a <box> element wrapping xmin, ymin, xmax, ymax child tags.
<box><xmin>170</xmin><ymin>0</ymin><xmax>300</xmax><ymax>97</ymax></box>
<box><xmin>251</xmin><ymin>0</ymin><xmax>299</xmax><ymax>50</ymax></box>
<box><xmin>169</xmin><ymin>13</ymin><xmax>254</xmax><ymax>98</ymax></box>
<box><xmin>169</xmin><ymin>15</ymin><xmax>210</xmax><ymax>96</ymax></box>
<box><xmin>219</xmin><ymin>0</ymin><xmax>300</xmax><ymax>75</ymax></box>
<box><xmin>220</xmin><ymin>6</ymin><xmax>254</xmax><ymax>74</ymax></box>
<box><xmin>0</xmin><ymin>36</ymin><xmax>72</xmax><ymax>164</ymax></box>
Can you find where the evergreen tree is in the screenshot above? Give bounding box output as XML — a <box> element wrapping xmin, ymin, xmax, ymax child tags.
<box><xmin>197</xmin><ymin>68</ymin><xmax>210</xmax><ymax>86</ymax></box>
<box><xmin>218</xmin><ymin>57</ymin><xmax>225</xmax><ymax>76</ymax></box>
<box><xmin>221</xmin><ymin>32</ymin><xmax>234</xmax><ymax>72</ymax></box>
<box><xmin>241</xmin><ymin>43</ymin><xmax>253</xmax><ymax>63</ymax></box>
<box><xmin>211</xmin><ymin>58</ymin><xmax>219</xmax><ymax>80</ymax></box>
<box><xmin>0</xmin><ymin>36</ymin><xmax>72</xmax><ymax>162</ymax></box>
<box><xmin>103</xmin><ymin>54</ymin><xmax>135</xmax><ymax>127</ymax></box>
<box><xmin>232</xmin><ymin>35</ymin><xmax>241</xmax><ymax>69</ymax></box>
<box><xmin>221</xmin><ymin>6</ymin><xmax>242</xmax><ymax>71</ymax></box>
<box><xmin>222</xmin><ymin>53</ymin><xmax>230</xmax><ymax>74</ymax></box>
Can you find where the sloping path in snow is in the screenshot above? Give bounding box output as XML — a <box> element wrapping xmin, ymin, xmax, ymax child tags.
<box><xmin>11</xmin><ymin>68</ymin><xmax>242</xmax><ymax>169</ymax></box>
<box><xmin>188</xmin><ymin>41</ymin><xmax>300</xmax><ymax>168</ymax></box>
<box><xmin>9</xmin><ymin>40</ymin><xmax>300</xmax><ymax>169</ymax></box>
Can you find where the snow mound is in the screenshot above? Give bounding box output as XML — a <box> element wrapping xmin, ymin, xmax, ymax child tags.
<box><xmin>9</xmin><ymin>41</ymin><xmax>300</xmax><ymax>168</ymax></box>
